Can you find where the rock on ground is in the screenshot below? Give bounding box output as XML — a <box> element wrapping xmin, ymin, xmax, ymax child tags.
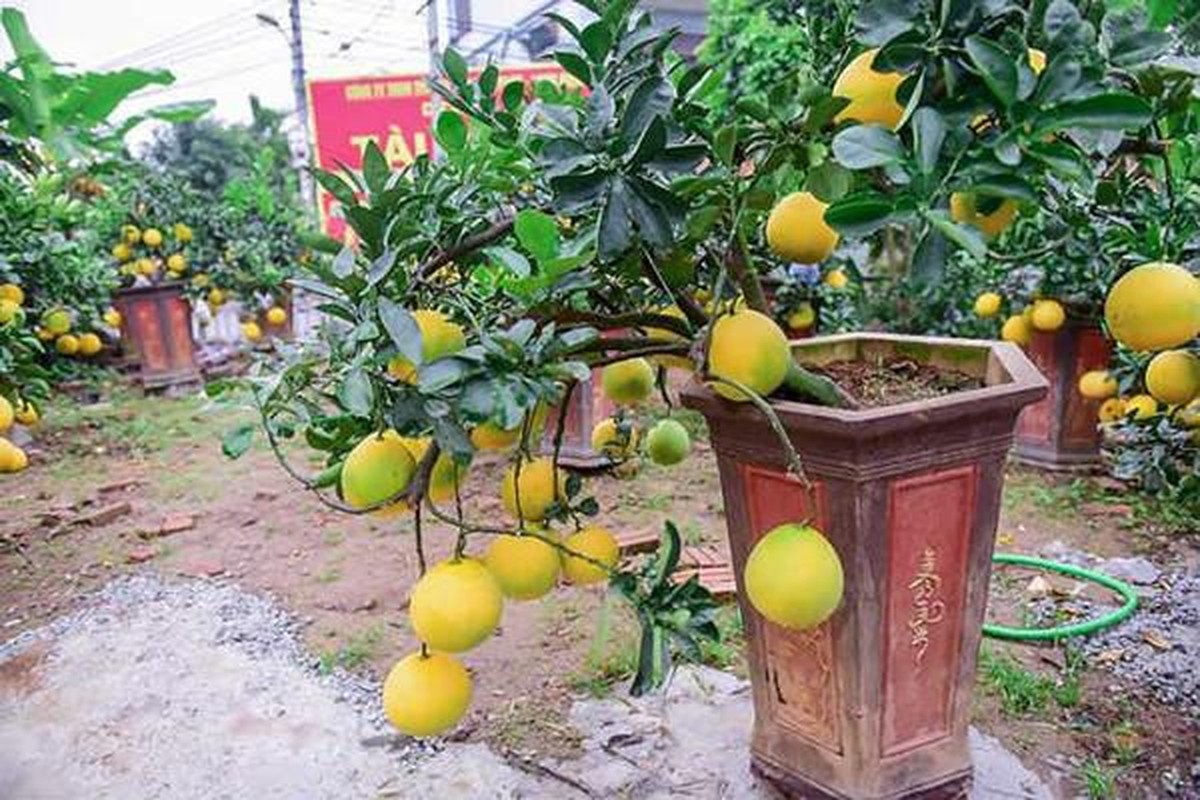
<box><xmin>0</xmin><ymin>575</ymin><xmax>1052</xmax><ymax>799</ymax></box>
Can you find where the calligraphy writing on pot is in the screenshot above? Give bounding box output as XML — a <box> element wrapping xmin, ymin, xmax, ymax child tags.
<box><xmin>907</xmin><ymin>547</ymin><xmax>945</xmax><ymax>665</ymax></box>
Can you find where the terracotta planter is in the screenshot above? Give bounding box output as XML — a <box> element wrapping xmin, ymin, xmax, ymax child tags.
<box><xmin>114</xmin><ymin>283</ymin><xmax>201</xmax><ymax>391</ymax></box>
<box><xmin>541</xmin><ymin>367</ymin><xmax>616</xmax><ymax>469</ymax></box>
<box><xmin>1013</xmin><ymin>320</ymin><xmax>1111</xmax><ymax>470</ymax></box>
<box><xmin>681</xmin><ymin>333</ymin><xmax>1046</xmax><ymax>800</ymax></box>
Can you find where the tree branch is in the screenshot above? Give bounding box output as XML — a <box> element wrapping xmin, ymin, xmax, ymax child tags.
<box><xmin>418</xmin><ymin>216</ymin><xmax>515</xmax><ymax>279</ymax></box>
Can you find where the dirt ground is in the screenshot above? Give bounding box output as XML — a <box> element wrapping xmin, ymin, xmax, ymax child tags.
<box><xmin>1</xmin><ymin>385</ymin><xmax>1197</xmax><ymax>798</ymax></box>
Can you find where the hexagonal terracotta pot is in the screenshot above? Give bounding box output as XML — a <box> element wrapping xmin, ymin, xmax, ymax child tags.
<box><xmin>115</xmin><ymin>283</ymin><xmax>201</xmax><ymax>391</ymax></box>
<box><xmin>681</xmin><ymin>333</ymin><xmax>1046</xmax><ymax>800</ymax></box>
<box><xmin>1013</xmin><ymin>320</ymin><xmax>1111</xmax><ymax>470</ymax></box>
<box><xmin>541</xmin><ymin>367</ymin><xmax>616</xmax><ymax>469</ymax></box>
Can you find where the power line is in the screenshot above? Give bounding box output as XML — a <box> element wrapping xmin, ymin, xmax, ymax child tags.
<box><xmin>97</xmin><ymin>0</ymin><xmax>270</xmax><ymax>70</ymax></box>
<box><xmin>130</xmin><ymin>56</ymin><xmax>285</xmax><ymax>100</ymax></box>
<box><xmin>123</xmin><ymin>26</ymin><xmax>272</xmax><ymax>73</ymax></box>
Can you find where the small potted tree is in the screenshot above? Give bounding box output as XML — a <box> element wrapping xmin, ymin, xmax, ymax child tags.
<box><xmin>223</xmin><ymin>1</ymin><xmax>1172</xmax><ymax>798</ymax></box>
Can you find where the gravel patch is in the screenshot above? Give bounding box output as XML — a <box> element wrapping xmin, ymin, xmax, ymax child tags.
<box><xmin>0</xmin><ymin>574</ymin><xmax>435</xmax><ymax>799</ymax></box>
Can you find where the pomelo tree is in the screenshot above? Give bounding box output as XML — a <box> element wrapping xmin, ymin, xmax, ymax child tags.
<box><xmin>224</xmin><ymin>0</ymin><xmax>1182</xmax><ymax>735</ymax></box>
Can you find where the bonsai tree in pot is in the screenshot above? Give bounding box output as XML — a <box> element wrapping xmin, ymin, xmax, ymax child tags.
<box><xmin>223</xmin><ymin>1</ymin><xmax>1175</xmax><ymax>797</ymax></box>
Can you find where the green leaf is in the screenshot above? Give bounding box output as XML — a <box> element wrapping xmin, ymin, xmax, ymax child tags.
<box><xmin>478</xmin><ymin>64</ymin><xmax>498</xmax><ymax>95</ymax></box>
<box><xmin>378</xmin><ymin>298</ymin><xmax>423</xmax><ymax>364</ymax></box>
<box><xmin>910</xmin><ymin>227</ymin><xmax>947</xmax><ymax>283</ymax></box>
<box><xmin>145</xmin><ymin>99</ymin><xmax>214</xmax><ymax>123</ymax></box>
<box><xmin>332</xmin><ymin>247</ymin><xmax>356</xmax><ymax>279</ymax></box>
<box><xmin>969</xmin><ymin>174</ymin><xmax>1037</xmax><ymax>202</ymax></box>
<box><xmin>514</xmin><ymin>210</ymin><xmax>559</xmax><ymax>264</ymax></box>
<box><xmin>434</xmin><ymin>110</ymin><xmax>467</xmax><ymax>153</ymax></box>
<box><xmin>824</xmin><ymin>193</ymin><xmax>896</xmax><ymax>236</ymax></box>
<box><xmin>832</xmin><ymin>125</ymin><xmax>904</xmax><ymax>169</ymax></box>
<box><xmin>1044</xmin><ymin>0</ymin><xmax>1084</xmax><ymax>45</ymax></box>
<box><xmin>314</xmin><ymin>169</ymin><xmax>356</xmax><ymax>207</ymax></box>
<box><xmin>620</xmin><ymin>76</ymin><xmax>674</xmax><ymax>147</ymax></box>
<box><xmin>579</xmin><ymin>21</ymin><xmax>612</xmax><ymax>63</ymax></box>
<box><xmin>338</xmin><ymin>368</ymin><xmax>375</xmax><ymax>417</ymax></box>
<box><xmin>555</xmin><ymin>52</ymin><xmax>592</xmax><ymax>86</ymax></box>
<box><xmin>442</xmin><ymin>48</ymin><xmax>468</xmax><ymax>87</ymax></box>
<box><xmin>598</xmin><ymin>179</ymin><xmax>633</xmax><ymax>260</ymax></box>
<box><xmin>854</xmin><ymin>0</ymin><xmax>919</xmax><ymax>45</ymax></box>
<box><xmin>1109</xmin><ymin>31</ymin><xmax>1173</xmax><ymax>67</ymax></box>
<box><xmin>486</xmin><ymin>245</ymin><xmax>532</xmax><ymax>277</ymax></box>
<box><xmin>714</xmin><ymin>125</ymin><xmax>737</xmax><ymax>167</ymax></box>
<box><xmin>924</xmin><ymin>209</ymin><xmax>987</xmax><ymax>257</ymax></box>
<box><xmin>366</xmin><ymin>248</ymin><xmax>397</xmax><ymax>287</ymax></box>
<box><xmin>1044</xmin><ymin>93</ymin><xmax>1153</xmax><ymax>130</ymax></box>
<box><xmin>629</xmin><ymin>116</ymin><xmax>667</xmax><ymax>165</ymax></box>
<box><xmin>501</xmin><ymin>80</ymin><xmax>525</xmax><ymax>111</ymax></box>
<box><xmin>627</xmin><ymin>182</ymin><xmax>673</xmax><ymax>250</ymax></box>
<box><xmin>965</xmin><ymin>35</ymin><xmax>1017</xmax><ymax>108</ymax></box>
<box><xmin>362</xmin><ymin>140</ymin><xmax>389</xmax><ymax>194</ymax></box>
<box><xmin>221</xmin><ymin>423</ymin><xmax>256</xmax><ymax>459</ymax></box>
<box><xmin>911</xmin><ymin>108</ymin><xmax>945</xmax><ymax>175</ymax></box>
<box><xmin>649</xmin><ymin>521</ymin><xmax>682</xmax><ymax>589</ymax></box>
<box><xmin>805</xmin><ymin>161</ymin><xmax>852</xmax><ymax>202</ymax></box>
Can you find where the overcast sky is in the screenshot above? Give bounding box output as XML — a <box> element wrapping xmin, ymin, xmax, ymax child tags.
<box><xmin>2</xmin><ymin>0</ymin><xmax>434</xmax><ymax>132</ymax></box>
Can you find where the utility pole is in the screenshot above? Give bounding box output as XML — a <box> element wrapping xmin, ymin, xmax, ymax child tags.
<box><xmin>288</xmin><ymin>0</ymin><xmax>315</xmax><ymax>208</ymax></box>
<box><xmin>425</xmin><ymin>0</ymin><xmax>442</xmax><ymax>128</ymax></box>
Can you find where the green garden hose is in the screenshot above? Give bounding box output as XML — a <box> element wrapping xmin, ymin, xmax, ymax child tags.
<box><xmin>982</xmin><ymin>553</ymin><xmax>1140</xmax><ymax>641</ymax></box>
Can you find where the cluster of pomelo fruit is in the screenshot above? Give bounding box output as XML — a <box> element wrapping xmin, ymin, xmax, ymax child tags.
<box><xmin>0</xmin><ymin>392</ymin><xmax>37</xmax><ymax>473</ymax></box>
<box><xmin>591</xmin><ymin>355</ymin><xmax>693</xmax><ymax>470</ymax></box>
<box><xmin>971</xmin><ymin>292</ymin><xmax>1068</xmax><ymax>345</ymax></box>
<box><xmin>112</xmin><ymin>222</ymin><xmax>194</xmax><ymax>284</ymax></box>
<box><xmin>0</xmin><ymin>282</ymin><xmax>107</xmax><ymax>360</ymax></box>
<box><xmin>1080</xmin><ymin>262</ymin><xmax>1200</xmax><ymax>434</ymax></box>
<box><xmin>240</xmin><ymin>304</ymin><xmax>288</xmax><ymax>344</ymax></box>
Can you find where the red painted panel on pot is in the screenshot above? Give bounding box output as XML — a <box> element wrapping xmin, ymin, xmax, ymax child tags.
<box><xmin>741</xmin><ymin>464</ymin><xmax>841</xmax><ymax>753</ymax></box>
<box><xmin>1016</xmin><ymin>332</ymin><xmax>1055</xmax><ymax>443</ymax></box>
<box><xmin>131</xmin><ymin>298</ymin><xmax>168</xmax><ymax>372</ymax></box>
<box><xmin>163</xmin><ymin>295</ymin><xmax>195</xmax><ymax>370</ymax></box>
<box><xmin>1062</xmin><ymin>328</ymin><xmax>1111</xmax><ymax>447</ymax></box>
<box><xmin>881</xmin><ymin>465</ymin><xmax>975</xmax><ymax>758</ymax></box>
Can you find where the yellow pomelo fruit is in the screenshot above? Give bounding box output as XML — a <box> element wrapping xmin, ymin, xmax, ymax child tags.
<box><xmin>601</xmin><ymin>358</ymin><xmax>655</xmax><ymax>405</ymax></box>
<box><xmin>766</xmin><ymin>192</ymin><xmax>840</xmax><ymax>264</ymax></box>
<box><xmin>266</xmin><ymin>306</ymin><xmax>287</xmax><ymax>326</ymax></box>
<box><xmin>14</xmin><ymin>400</ymin><xmax>38</xmax><ymax>426</ymax></box>
<box><xmin>1028</xmin><ymin>48</ymin><xmax>1047</xmax><ymax>74</ymax></box>
<box><xmin>1078</xmin><ymin>370</ymin><xmax>1117</xmax><ymax>400</ymax></box>
<box><xmin>35</xmin><ymin>327</ymin><xmax>53</xmax><ymax>341</ymax></box>
<box><xmin>974</xmin><ymin>292</ymin><xmax>1002</xmax><ymax>318</ymax></box>
<box><xmin>591</xmin><ymin>417</ymin><xmax>639</xmax><ymax>459</ymax></box>
<box><xmin>55</xmin><ymin>334</ymin><xmax>80</xmax><ymax>355</ymax></box>
<box><xmin>485</xmin><ymin>531</ymin><xmax>562</xmax><ymax>600</ymax></box>
<box><xmin>1097</xmin><ymin>397</ymin><xmax>1126</xmax><ymax>423</ymax></box>
<box><xmin>1030</xmin><ymin>299</ymin><xmax>1066</xmax><ymax>332</ymax></box>
<box><xmin>832</xmin><ymin>48</ymin><xmax>905</xmax><ymax>130</ymax></box>
<box><xmin>561</xmin><ymin>525</ymin><xmax>620</xmax><ymax>585</ymax></box>
<box><xmin>112</xmin><ymin>243</ymin><xmax>132</xmax><ymax>262</ymax></box>
<box><xmin>208</xmin><ymin>288</ymin><xmax>226</xmax><ymax>307</ymax></box>
<box><xmin>135</xmin><ymin>257</ymin><xmax>156</xmax><ymax>276</ymax></box>
<box><xmin>0</xmin><ymin>437</ymin><xmax>28</xmax><ymax>473</ymax></box>
<box><xmin>824</xmin><ymin>269</ymin><xmax>849</xmax><ymax>289</ymax></box>
<box><xmin>398</xmin><ymin>436</ymin><xmax>467</xmax><ymax>505</ymax></box>
<box><xmin>381</xmin><ymin>651</ymin><xmax>471</xmax><ymax>737</ymax></box>
<box><xmin>1125</xmin><ymin>394</ymin><xmax>1158</xmax><ymax>420</ymax></box>
<box><xmin>1103</xmin><ymin>262</ymin><xmax>1200</xmax><ymax>352</ymax></box>
<box><xmin>0</xmin><ymin>299</ymin><xmax>19</xmax><ymax>324</ymax></box>
<box><xmin>1145</xmin><ymin>350</ymin><xmax>1200</xmax><ymax>406</ymax></box>
<box><xmin>142</xmin><ymin>228</ymin><xmax>163</xmax><ymax>248</ymax></box>
<box><xmin>1000</xmin><ymin>315</ymin><xmax>1031</xmax><ymax>346</ymax></box>
<box><xmin>0</xmin><ymin>283</ymin><xmax>25</xmax><ymax>305</ymax></box>
<box><xmin>409</xmin><ymin>558</ymin><xmax>503</xmax><ymax>652</ymax></box>
<box><xmin>42</xmin><ymin>308</ymin><xmax>72</xmax><ymax>335</ymax></box>
<box><xmin>1175</xmin><ymin>398</ymin><xmax>1200</xmax><ymax>428</ymax></box>
<box><xmin>193</xmin><ymin>273</ymin><xmax>211</xmax><ymax>289</ymax></box>
<box><xmin>166</xmin><ymin>253</ymin><xmax>186</xmax><ymax>272</ymax></box>
<box><xmin>340</xmin><ymin>430</ymin><xmax>417</xmax><ymax>511</ymax></box>
<box><xmin>173</xmin><ymin>222</ymin><xmax>193</xmax><ymax>243</ymax></box>
<box><xmin>122</xmin><ymin>225</ymin><xmax>141</xmax><ymax>244</ymax></box>
<box><xmin>387</xmin><ymin>309</ymin><xmax>466</xmax><ymax>383</ymax></box>
<box><xmin>0</xmin><ymin>396</ymin><xmax>13</xmax><ymax>432</ymax></box>
<box><xmin>470</xmin><ymin>404</ymin><xmax>549</xmax><ymax>451</ymax></box>
<box><xmin>950</xmin><ymin>193</ymin><xmax>1017</xmax><ymax>239</ymax></box>
<box><xmin>78</xmin><ymin>332</ymin><xmax>102</xmax><ymax>356</ymax></box>
<box><xmin>707</xmin><ymin>310</ymin><xmax>790</xmax><ymax>402</ymax></box>
<box><xmin>645</xmin><ymin>418</ymin><xmax>691</xmax><ymax>466</ymax></box>
<box><xmin>787</xmin><ymin>302</ymin><xmax>816</xmax><ymax>331</ymax></box>
<box><xmin>501</xmin><ymin>456</ymin><xmax>566</xmax><ymax>522</ymax></box>
<box><xmin>745</xmin><ymin>523</ymin><xmax>843</xmax><ymax>630</ymax></box>
<box><xmin>241</xmin><ymin>322</ymin><xmax>263</xmax><ymax>342</ymax></box>
<box><xmin>103</xmin><ymin>308</ymin><xmax>122</xmax><ymax>328</ymax></box>
<box><xmin>645</xmin><ymin>305</ymin><xmax>692</xmax><ymax>370</ymax></box>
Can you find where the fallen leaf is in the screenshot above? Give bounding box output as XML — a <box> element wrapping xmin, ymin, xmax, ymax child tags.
<box><xmin>1143</xmin><ymin>631</ymin><xmax>1171</xmax><ymax>651</ymax></box>
<box><xmin>1026</xmin><ymin>576</ymin><xmax>1052</xmax><ymax>596</ymax></box>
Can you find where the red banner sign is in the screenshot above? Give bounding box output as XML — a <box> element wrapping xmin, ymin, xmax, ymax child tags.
<box><xmin>306</xmin><ymin>65</ymin><xmax>574</xmax><ymax>240</ymax></box>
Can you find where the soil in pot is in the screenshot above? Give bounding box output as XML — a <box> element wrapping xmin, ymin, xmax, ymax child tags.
<box><xmin>808</xmin><ymin>357</ymin><xmax>983</xmax><ymax>408</ymax></box>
